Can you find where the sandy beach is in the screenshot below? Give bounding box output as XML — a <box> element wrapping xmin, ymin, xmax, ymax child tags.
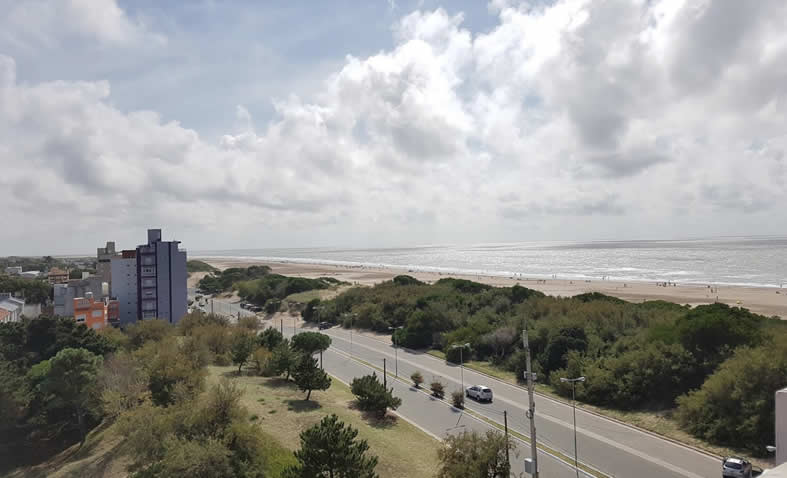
<box><xmin>199</xmin><ymin>257</ymin><xmax>787</xmax><ymax>319</ymax></box>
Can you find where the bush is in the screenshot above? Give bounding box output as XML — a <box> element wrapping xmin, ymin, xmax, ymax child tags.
<box><xmin>451</xmin><ymin>390</ymin><xmax>464</xmax><ymax>409</ymax></box>
<box><xmin>436</xmin><ymin>430</ymin><xmax>512</xmax><ymax>478</ymax></box>
<box><xmin>251</xmin><ymin>347</ymin><xmax>272</xmax><ymax>376</ymax></box>
<box><xmin>350</xmin><ymin>373</ymin><xmax>402</xmax><ymax>418</ymax></box>
<box><xmin>411</xmin><ymin>371</ymin><xmax>424</xmax><ymax>388</ymax></box>
<box><xmin>127</xmin><ymin>320</ymin><xmax>172</xmax><ymax>349</ymax></box>
<box><xmin>237</xmin><ymin>316</ymin><xmax>260</xmax><ymax>331</ymax></box>
<box><xmin>430</xmin><ymin>380</ymin><xmax>445</xmax><ymax>399</ymax></box>
<box><xmin>676</xmin><ymin>340</ymin><xmax>787</xmax><ymax>455</ymax></box>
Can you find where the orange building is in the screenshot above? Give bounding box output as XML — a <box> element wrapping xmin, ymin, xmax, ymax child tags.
<box><xmin>73</xmin><ymin>293</ymin><xmax>108</xmax><ymax>330</ymax></box>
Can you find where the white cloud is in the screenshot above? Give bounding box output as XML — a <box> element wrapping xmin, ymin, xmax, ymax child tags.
<box><xmin>1</xmin><ymin>1</ymin><xmax>787</xmax><ymax>254</ymax></box>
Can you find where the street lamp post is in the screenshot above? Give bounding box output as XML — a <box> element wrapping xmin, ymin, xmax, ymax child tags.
<box><xmin>343</xmin><ymin>312</ymin><xmax>357</xmax><ymax>358</ymax></box>
<box><xmin>560</xmin><ymin>376</ymin><xmax>586</xmax><ymax>478</ymax></box>
<box><xmin>450</xmin><ymin>343</ymin><xmax>470</xmax><ymax>392</ymax></box>
<box><xmin>389</xmin><ymin>326</ymin><xmax>403</xmax><ymax>378</ymax></box>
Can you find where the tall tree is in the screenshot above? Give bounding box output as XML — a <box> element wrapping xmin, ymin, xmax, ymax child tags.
<box><xmin>291</xmin><ymin>355</ymin><xmax>331</xmax><ymax>400</ymax></box>
<box><xmin>230</xmin><ymin>330</ymin><xmax>256</xmax><ymax>374</ymax></box>
<box><xmin>291</xmin><ymin>331</ymin><xmax>332</xmax><ymax>355</ymax></box>
<box><xmin>32</xmin><ymin>347</ymin><xmax>103</xmax><ymax>443</ymax></box>
<box><xmin>436</xmin><ymin>430</ymin><xmax>513</xmax><ymax>478</ymax></box>
<box><xmin>283</xmin><ymin>414</ymin><xmax>378</xmax><ymax>478</ymax></box>
<box><xmin>270</xmin><ymin>340</ymin><xmax>297</xmax><ymax>380</ymax></box>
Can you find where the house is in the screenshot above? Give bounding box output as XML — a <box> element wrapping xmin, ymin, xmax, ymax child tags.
<box><xmin>0</xmin><ymin>294</ymin><xmax>24</xmax><ymax>322</ymax></box>
<box><xmin>47</xmin><ymin>267</ymin><xmax>69</xmax><ymax>284</ymax></box>
<box><xmin>73</xmin><ymin>293</ymin><xmax>108</xmax><ymax>330</ymax></box>
<box><xmin>54</xmin><ymin>277</ymin><xmax>106</xmax><ymax>317</ymax></box>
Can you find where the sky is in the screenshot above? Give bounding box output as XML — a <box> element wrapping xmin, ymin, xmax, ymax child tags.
<box><xmin>1</xmin><ymin>0</ymin><xmax>786</xmax><ymax>255</ymax></box>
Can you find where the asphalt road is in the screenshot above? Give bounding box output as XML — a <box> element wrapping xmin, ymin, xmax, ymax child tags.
<box><xmin>296</xmin><ymin>323</ymin><xmax>722</xmax><ymax>478</ymax></box>
<box><xmin>270</xmin><ymin>321</ymin><xmax>592</xmax><ymax>478</ymax></box>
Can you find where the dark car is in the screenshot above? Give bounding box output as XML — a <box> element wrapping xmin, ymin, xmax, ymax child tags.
<box><xmin>318</xmin><ymin>321</ymin><xmax>332</xmax><ymax>330</ymax></box>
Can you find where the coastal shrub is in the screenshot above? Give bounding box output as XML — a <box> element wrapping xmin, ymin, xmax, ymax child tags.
<box><xmin>411</xmin><ymin>371</ymin><xmax>424</xmax><ymax>388</ymax></box>
<box><xmin>676</xmin><ymin>339</ymin><xmax>787</xmax><ymax>455</ymax></box>
<box><xmin>451</xmin><ymin>390</ymin><xmax>464</xmax><ymax>409</ymax></box>
<box><xmin>437</xmin><ymin>430</ymin><xmax>512</xmax><ymax>478</ymax></box>
<box><xmin>258</xmin><ymin>328</ymin><xmax>284</xmax><ymax>350</ymax></box>
<box><xmin>197</xmin><ymin>265</ymin><xmax>271</xmax><ymax>294</ymax></box>
<box><xmin>393</xmin><ymin>275</ymin><xmax>424</xmax><ymax>286</ymax></box>
<box><xmin>430</xmin><ymin>380</ymin><xmax>445</xmax><ymax>399</ymax></box>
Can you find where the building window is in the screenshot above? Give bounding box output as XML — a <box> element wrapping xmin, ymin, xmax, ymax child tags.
<box><xmin>92</xmin><ymin>310</ymin><xmax>103</xmax><ymax>318</ymax></box>
<box><xmin>75</xmin><ymin>314</ymin><xmax>86</xmax><ymax>322</ymax></box>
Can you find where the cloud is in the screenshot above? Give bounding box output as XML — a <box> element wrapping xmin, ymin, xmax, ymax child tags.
<box><xmin>2</xmin><ymin>1</ymin><xmax>787</xmax><ymax>253</ymax></box>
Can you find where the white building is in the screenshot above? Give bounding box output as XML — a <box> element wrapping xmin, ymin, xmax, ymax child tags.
<box><xmin>0</xmin><ymin>294</ymin><xmax>24</xmax><ymax>322</ymax></box>
<box><xmin>111</xmin><ymin>251</ymin><xmax>138</xmax><ymax>326</ymax></box>
<box><xmin>19</xmin><ymin>270</ymin><xmax>41</xmax><ymax>279</ymax></box>
<box><xmin>4</xmin><ymin>266</ymin><xmax>22</xmax><ymax>275</ymax></box>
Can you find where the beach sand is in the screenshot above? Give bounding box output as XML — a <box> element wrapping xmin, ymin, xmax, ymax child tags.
<box><xmin>199</xmin><ymin>257</ymin><xmax>787</xmax><ymax>319</ymax></box>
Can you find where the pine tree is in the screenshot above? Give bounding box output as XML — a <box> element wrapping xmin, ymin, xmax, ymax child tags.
<box><xmin>270</xmin><ymin>340</ymin><xmax>297</xmax><ymax>380</ymax></box>
<box><xmin>283</xmin><ymin>414</ymin><xmax>378</xmax><ymax>478</ymax></box>
<box><xmin>292</xmin><ymin>355</ymin><xmax>331</xmax><ymax>400</ymax></box>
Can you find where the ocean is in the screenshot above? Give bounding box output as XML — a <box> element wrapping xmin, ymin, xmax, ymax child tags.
<box><xmin>194</xmin><ymin>236</ymin><xmax>787</xmax><ymax>288</ymax></box>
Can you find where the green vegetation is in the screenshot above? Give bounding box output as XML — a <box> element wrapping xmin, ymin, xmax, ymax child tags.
<box><xmin>291</xmin><ymin>331</ymin><xmax>332</xmax><ymax>355</ymax></box>
<box><xmin>187</xmin><ymin>260</ymin><xmax>218</xmax><ymax>273</ymax></box>
<box><xmin>283</xmin><ymin>414</ymin><xmax>379</xmax><ymax>478</ymax></box>
<box><xmin>291</xmin><ymin>355</ymin><xmax>331</xmax><ymax>401</ymax></box>
<box><xmin>411</xmin><ymin>371</ymin><xmax>424</xmax><ymax>388</ymax></box>
<box><xmin>237</xmin><ymin>275</ymin><xmax>340</xmax><ymax>309</ymax></box>
<box><xmin>197</xmin><ymin>265</ymin><xmax>272</xmax><ymax>294</ymax></box>
<box><xmin>350</xmin><ymin>373</ymin><xmax>402</xmax><ymax>418</ymax></box>
<box><xmin>206</xmin><ymin>367</ymin><xmax>440</xmax><ymax>478</ymax></box>
<box><xmin>451</xmin><ymin>390</ymin><xmax>465</xmax><ymax>409</ymax></box>
<box><xmin>0</xmin><ymin>256</ymin><xmax>72</xmax><ymax>273</ymax></box>
<box><xmin>0</xmin><ymin>274</ymin><xmax>51</xmax><ymax>304</ymax></box>
<box><xmin>310</xmin><ymin>276</ymin><xmax>787</xmax><ymax>455</ymax></box>
<box><xmin>436</xmin><ymin>430</ymin><xmax>512</xmax><ymax>478</ymax></box>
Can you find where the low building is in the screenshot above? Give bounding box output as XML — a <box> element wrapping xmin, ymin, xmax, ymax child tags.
<box><xmin>0</xmin><ymin>308</ymin><xmax>9</xmax><ymax>323</ymax></box>
<box><xmin>0</xmin><ymin>294</ymin><xmax>24</xmax><ymax>322</ymax></box>
<box><xmin>20</xmin><ymin>270</ymin><xmax>41</xmax><ymax>279</ymax></box>
<box><xmin>73</xmin><ymin>293</ymin><xmax>108</xmax><ymax>330</ymax></box>
<box><xmin>47</xmin><ymin>267</ymin><xmax>69</xmax><ymax>284</ymax></box>
<box><xmin>4</xmin><ymin>266</ymin><xmax>22</xmax><ymax>275</ymax></box>
<box><xmin>54</xmin><ymin>277</ymin><xmax>106</xmax><ymax>317</ymax></box>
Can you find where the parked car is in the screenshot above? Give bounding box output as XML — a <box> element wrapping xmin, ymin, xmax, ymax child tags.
<box><xmin>318</xmin><ymin>321</ymin><xmax>332</xmax><ymax>330</ymax></box>
<box><xmin>722</xmin><ymin>457</ymin><xmax>752</xmax><ymax>478</ymax></box>
<box><xmin>465</xmin><ymin>385</ymin><xmax>493</xmax><ymax>402</ymax></box>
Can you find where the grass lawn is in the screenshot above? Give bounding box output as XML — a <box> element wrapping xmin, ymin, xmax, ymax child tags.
<box><xmin>207</xmin><ymin>366</ymin><xmax>440</xmax><ymax>478</ymax></box>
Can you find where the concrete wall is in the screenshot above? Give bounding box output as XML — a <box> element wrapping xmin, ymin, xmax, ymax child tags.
<box><xmin>777</xmin><ymin>388</ymin><xmax>787</xmax><ymax>465</ymax></box>
<box><xmin>111</xmin><ymin>257</ymin><xmax>138</xmax><ymax>326</ymax></box>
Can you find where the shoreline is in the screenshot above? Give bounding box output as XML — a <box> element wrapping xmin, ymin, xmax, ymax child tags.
<box><xmin>196</xmin><ymin>256</ymin><xmax>787</xmax><ymax>319</ymax></box>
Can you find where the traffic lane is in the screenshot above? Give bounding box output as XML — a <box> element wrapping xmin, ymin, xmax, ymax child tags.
<box><xmin>318</xmin><ymin>327</ymin><xmax>703</xmax><ymax>478</ymax></box>
<box><xmin>318</xmin><ymin>345</ymin><xmax>582</xmax><ymax>478</ymax></box>
<box><xmin>321</xmin><ymin>326</ymin><xmax>721</xmax><ymax>476</ymax></box>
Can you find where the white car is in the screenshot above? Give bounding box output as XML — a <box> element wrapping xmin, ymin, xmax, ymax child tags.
<box><xmin>465</xmin><ymin>385</ymin><xmax>493</xmax><ymax>402</ymax></box>
<box><xmin>722</xmin><ymin>457</ymin><xmax>752</xmax><ymax>478</ymax></box>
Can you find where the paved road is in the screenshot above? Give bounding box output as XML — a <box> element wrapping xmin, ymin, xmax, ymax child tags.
<box><xmin>187</xmin><ymin>288</ymin><xmax>256</xmax><ymax>321</ymax></box>
<box><xmin>295</xmin><ymin>323</ymin><xmax>722</xmax><ymax>478</ymax></box>
<box><xmin>269</xmin><ymin>321</ymin><xmax>591</xmax><ymax>478</ymax></box>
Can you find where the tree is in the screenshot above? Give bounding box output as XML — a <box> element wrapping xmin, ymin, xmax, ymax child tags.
<box><xmin>126</xmin><ymin>319</ymin><xmax>172</xmax><ymax>349</ymax></box>
<box><xmin>676</xmin><ymin>340</ymin><xmax>787</xmax><ymax>455</ymax></box>
<box><xmin>411</xmin><ymin>371</ymin><xmax>424</xmax><ymax>388</ymax></box>
<box><xmin>283</xmin><ymin>414</ymin><xmax>378</xmax><ymax>478</ymax></box>
<box><xmin>350</xmin><ymin>373</ymin><xmax>401</xmax><ymax>418</ymax></box>
<box><xmin>158</xmin><ymin>437</ymin><xmax>234</xmax><ymax>478</ymax></box>
<box><xmin>258</xmin><ymin>327</ymin><xmax>284</xmax><ymax>350</ymax></box>
<box><xmin>230</xmin><ymin>330</ymin><xmax>256</xmax><ymax>374</ymax></box>
<box><xmin>301</xmin><ymin>299</ymin><xmax>321</xmax><ymax>323</ymax></box>
<box><xmin>437</xmin><ymin>430</ymin><xmax>513</xmax><ymax>478</ymax></box>
<box><xmin>140</xmin><ymin>338</ymin><xmax>205</xmax><ymax>406</ymax></box>
<box><xmin>291</xmin><ymin>355</ymin><xmax>331</xmax><ymax>400</ymax></box>
<box><xmin>270</xmin><ymin>340</ymin><xmax>297</xmax><ymax>380</ymax></box>
<box><xmin>291</xmin><ymin>331</ymin><xmax>332</xmax><ymax>355</ymax></box>
<box><xmin>251</xmin><ymin>347</ymin><xmax>272</xmax><ymax>376</ymax></box>
<box><xmin>99</xmin><ymin>351</ymin><xmax>148</xmax><ymax>418</ymax></box>
<box><xmin>33</xmin><ymin>347</ymin><xmax>102</xmax><ymax>443</ymax></box>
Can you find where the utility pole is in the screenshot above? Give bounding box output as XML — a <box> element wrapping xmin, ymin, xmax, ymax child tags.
<box><xmin>210</xmin><ymin>299</ymin><xmax>214</xmax><ymax>314</ymax></box>
<box><xmin>280</xmin><ymin>318</ymin><xmax>283</xmax><ymax>335</ymax></box>
<box><xmin>523</xmin><ymin>328</ymin><xmax>539</xmax><ymax>478</ymax></box>
<box><xmin>504</xmin><ymin>410</ymin><xmax>510</xmax><ymax>472</ymax></box>
<box><xmin>383</xmin><ymin>358</ymin><xmax>387</xmax><ymax>389</ymax></box>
